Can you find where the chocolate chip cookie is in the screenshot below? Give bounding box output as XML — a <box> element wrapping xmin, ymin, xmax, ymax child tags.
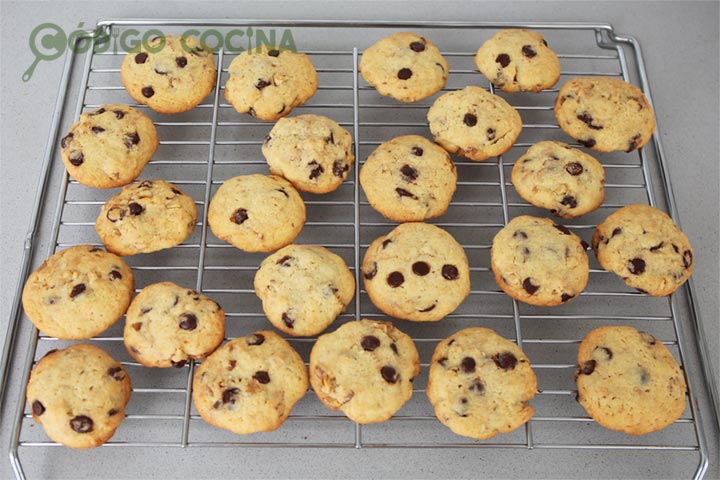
<box><xmin>224</xmin><ymin>45</ymin><xmax>318</xmax><ymax>121</ymax></box>
<box><xmin>592</xmin><ymin>204</ymin><xmax>694</xmax><ymax>296</ymax></box>
<box><xmin>511</xmin><ymin>141</ymin><xmax>605</xmax><ymax>218</ymax></box>
<box><xmin>207</xmin><ymin>174</ymin><xmax>306</xmax><ymax>252</ymax></box>
<box><xmin>362</xmin><ymin>222</ymin><xmax>470</xmax><ymax>321</ymax></box>
<box><xmin>261</xmin><ymin>114</ymin><xmax>355</xmax><ymax>194</ymax></box>
<box><xmin>60</xmin><ymin>105</ymin><xmax>158</xmax><ymax>188</ymax></box>
<box><xmin>360</xmin><ymin>135</ymin><xmax>457</xmax><ymax>221</ymax></box>
<box><xmin>426</xmin><ymin>327</ymin><xmax>537</xmax><ymax>440</ymax></box>
<box><xmin>360</xmin><ymin>32</ymin><xmax>449</xmax><ymax>103</ymax></box>
<box><xmin>123</xmin><ymin>282</ymin><xmax>225</xmax><ymax>368</ymax></box>
<box><xmin>427</xmin><ymin>85</ymin><xmax>522</xmax><ymax>161</ymax></box>
<box><xmin>95</xmin><ymin>180</ymin><xmax>198</xmax><ymax>256</ymax></box>
<box><xmin>554</xmin><ymin>76</ymin><xmax>656</xmax><ymax>152</ymax></box>
<box><xmin>309</xmin><ymin>319</ymin><xmax>420</xmax><ymax>424</ymax></box>
<box><xmin>254</xmin><ymin>244</ymin><xmax>355</xmax><ymax>336</ymax></box>
<box><xmin>121</xmin><ymin>34</ymin><xmax>217</xmax><ymax>114</ymax></box>
<box><xmin>21</xmin><ymin>245</ymin><xmax>134</xmax><ymax>340</ymax></box>
<box><xmin>192</xmin><ymin>330</ymin><xmax>308</xmax><ymax>435</ymax></box>
<box><xmin>491</xmin><ymin>216</ymin><xmax>589</xmax><ymax>306</ymax></box>
<box><xmin>474</xmin><ymin>29</ymin><xmax>560</xmax><ymax>93</ymax></box>
<box><xmin>26</xmin><ymin>344</ymin><xmax>132</xmax><ymax>449</ymax></box>
<box><xmin>575</xmin><ymin>326</ymin><xmax>687</xmax><ymax>435</ymax></box>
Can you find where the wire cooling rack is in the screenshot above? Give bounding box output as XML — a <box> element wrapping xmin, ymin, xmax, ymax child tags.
<box><xmin>2</xmin><ymin>20</ymin><xmax>717</xmax><ymax>479</ymax></box>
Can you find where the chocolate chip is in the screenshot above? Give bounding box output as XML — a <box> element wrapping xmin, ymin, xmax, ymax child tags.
<box><xmin>542</xmin><ymin>39</ymin><xmax>548</xmax><ymax>47</ymax></box>
<box><xmin>595</xmin><ymin>346</ymin><xmax>613</xmax><ymax>360</ymax></box>
<box><xmin>141</xmin><ymin>306</ymin><xmax>152</xmax><ymax>315</ymax></box>
<box><xmin>109</xmin><ymin>270</ymin><xmax>122</xmax><ymax>281</ymax></box>
<box><xmin>400</xmin><ymin>164</ymin><xmax>418</xmax><ymax>182</ymax></box>
<box><xmin>226</xmin><ymin>360</ymin><xmax>237</xmax><ymax>372</ymax></box>
<box><xmin>611</xmin><ymin>227</ymin><xmax>622</xmax><ymax>238</ymax></box>
<box><xmin>70</xmin><ymin>415</ymin><xmax>94</xmax><ymax>433</ymax></box>
<box><xmin>382</xmin><ymin>239</ymin><xmax>392</xmax><ymax>249</ymax></box>
<box><xmin>577</xmin><ymin>112</ymin><xmax>603</xmax><ymax>130</ymax></box>
<box><xmin>309</xmin><ymin>163</ymin><xmax>324</xmax><ymax>180</ymax></box>
<box><xmin>364</xmin><ymin>262</ymin><xmax>377</xmax><ymax>280</ymax></box>
<box><xmin>486</xmin><ymin>128</ymin><xmax>496</xmax><ymax>141</ymax></box>
<box><xmin>108</xmin><ymin>408</ymin><xmax>119</xmax><ymax>417</ymax></box>
<box><xmin>61</xmin><ymin>133</ymin><xmax>73</xmax><ymax>148</ymax></box>
<box><xmin>128</xmin><ymin>202</ymin><xmax>144</xmax><ymax>216</ymax></box>
<box><xmin>176</xmin><ymin>56</ymin><xmax>187</xmax><ymax>68</ymax></box>
<box><xmin>69</xmin><ymin>283</ymin><xmax>86</xmax><ymax>298</ymax></box>
<box><xmin>463</xmin><ymin>113</ymin><xmax>477</xmax><ymax>127</ymax></box>
<box><xmin>412</xmin><ymin>261</ymin><xmax>430</xmax><ymax>276</ymax></box>
<box><xmin>442</xmin><ymin>264</ymin><xmax>459</xmax><ymax>280</ymax></box>
<box><xmin>626</xmin><ymin>134</ymin><xmax>642</xmax><ymax>152</ymax></box>
<box><xmin>469</xmin><ymin>380</ymin><xmax>485</xmax><ymax>394</ymax></box>
<box><xmin>69</xmin><ymin>151</ymin><xmax>84</xmax><ymax>166</ymax></box>
<box><xmin>683</xmin><ymin>250</ymin><xmax>693</xmax><ymax>269</ymax></box>
<box><xmin>496</xmin><ymin>53</ymin><xmax>510</xmax><ymax>67</ymax></box>
<box><xmin>561</xmin><ymin>195</ymin><xmax>577</xmax><ymax>209</ymax></box>
<box><xmin>396</xmin><ymin>187</ymin><xmax>417</xmax><ymax>199</ymax></box>
<box><xmin>460</xmin><ymin>357</ymin><xmax>476</xmax><ymax>373</ymax></box>
<box><xmin>387</xmin><ymin>271</ymin><xmax>404</xmax><ymax>287</ymax></box>
<box><xmin>141</xmin><ymin>86</ymin><xmax>155</xmax><ymax>98</ymax></box>
<box><xmin>89</xmin><ymin>107</ymin><xmax>106</xmax><ymax>116</ymax></box>
<box><xmin>114</xmin><ymin>110</ymin><xmax>125</xmax><ymax>119</ymax></box>
<box><xmin>135</xmin><ymin>52</ymin><xmax>148</xmax><ymax>64</ymax></box>
<box><xmin>247</xmin><ymin>333</ymin><xmax>265</xmax><ymax>346</ymax></box>
<box><xmin>268</xmin><ymin>49</ymin><xmax>280</xmax><ymax>57</ymax></box>
<box><xmin>171</xmin><ymin>188</ymin><xmax>183</xmax><ymax>196</ymax></box>
<box><xmin>554</xmin><ymin>224</ymin><xmax>571</xmax><ymax>235</ymax></box>
<box><xmin>397</xmin><ymin>68</ymin><xmax>412</xmax><ymax>80</ymax></box>
<box><xmin>222</xmin><ymin>387</ymin><xmax>239</xmax><ymax>405</ymax></box>
<box><xmin>277</xmin><ymin>255</ymin><xmax>292</xmax><ymax>266</ymax></box>
<box><xmin>565</xmin><ymin>162</ymin><xmax>584</xmax><ymax>176</ymax></box>
<box><xmin>437</xmin><ymin>356</ymin><xmax>448</xmax><ymax>367</ymax></box>
<box><xmin>179</xmin><ymin>312</ymin><xmax>198</xmax><ymax>331</ymax></box>
<box><xmin>579</xmin><ymin>138</ymin><xmax>596</xmax><ymax>148</ymax></box>
<box><xmin>513</xmin><ymin>231</ymin><xmax>528</xmax><ymax>240</ymax></box>
<box><xmin>231</xmin><ymin>208</ymin><xmax>248</xmax><ymax>225</ymax></box>
<box><xmin>381</xmin><ymin>366</ymin><xmax>399</xmax><ymax>384</ymax></box>
<box><xmin>333</xmin><ymin>160</ymin><xmax>348</xmax><ymax>178</ymax></box>
<box><xmin>639</xmin><ymin>331</ymin><xmax>656</xmax><ymax>345</ymax></box>
<box><xmin>361</xmin><ymin>335</ymin><xmax>381</xmax><ymax>352</ymax></box>
<box><xmin>282</xmin><ymin>312</ymin><xmax>294</xmax><ymax>329</ymax></box>
<box><xmin>106</xmin><ymin>207</ymin><xmax>125</xmax><ymax>222</ymax></box>
<box><xmin>276</xmin><ymin>188</ymin><xmax>289</xmax><ymax>198</ymax></box>
<box><xmin>132</xmin><ymin>322</ymin><xmax>142</xmax><ymax>331</ymax></box>
<box><xmin>411</xmin><ymin>146</ymin><xmax>423</xmax><ymax>156</ymax></box>
<box><xmin>560</xmin><ymin>293</ymin><xmax>574</xmax><ymax>303</ymax></box>
<box><xmin>107</xmin><ymin>366</ymin><xmax>125</xmax><ymax>381</ymax></box>
<box><xmin>580</xmin><ymin>359</ymin><xmax>596</xmax><ymax>375</ymax></box>
<box><xmin>253</xmin><ymin>371</ymin><xmax>270</xmax><ymax>384</ymax></box>
<box><xmin>410</xmin><ymin>41</ymin><xmax>425</xmax><ymax>52</ymax></box>
<box><xmin>171</xmin><ymin>360</ymin><xmax>187</xmax><ymax>368</ymax></box>
<box><xmin>325</xmin><ymin>131</ymin><xmax>334</xmax><ymax>144</ymax></box>
<box><xmin>628</xmin><ymin>257</ymin><xmax>646</xmax><ymax>275</ymax></box>
<box><xmin>419</xmin><ymin>304</ymin><xmax>436</xmax><ymax>312</ymax></box>
<box><xmin>649</xmin><ymin>242</ymin><xmax>664</xmax><ymax>252</ymax></box>
<box><xmin>154</xmin><ymin>68</ymin><xmax>168</xmax><ymax>75</ymax></box>
<box><xmin>521</xmin><ymin>45</ymin><xmax>537</xmax><ymax>58</ymax></box>
<box><xmin>32</xmin><ymin>400</ymin><xmax>45</xmax><ymax>416</ymax></box>
<box><xmin>124</xmin><ymin>132</ymin><xmax>140</xmax><ymax>148</ymax></box>
<box><xmin>493</xmin><ymin>352</ymin><xmax>518</xmax><ymax>370</ymax></box>
<box><xmin>256</xmin><ymin>79</ymin><xmax>271</xmax><ymax>89</ymax></box>
<box><xmin>390</xmin><ymin>343</ymin><xmax>399</xmax><ymax>354</ymax></box>
<box><xmin>138</xmin><ymin>180</ymin><xmax>153</xmax><ymax>189</ymax></box>
<box><xmin>522</xmin><ymin>278</ymin><xmax>539</xmax><ymax>295</ymax></box>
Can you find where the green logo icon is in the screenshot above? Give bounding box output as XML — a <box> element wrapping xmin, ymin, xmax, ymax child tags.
<box><xmin>24</xmin><ymin>23</ymin><xmax>67</xmax><ymax>81</ymax></box>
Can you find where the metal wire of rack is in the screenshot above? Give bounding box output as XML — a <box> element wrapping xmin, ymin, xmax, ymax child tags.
<box><xmin>2</xmin><ymin>19</ymin><xmax>716</xmax><ymax>479</ymax></box>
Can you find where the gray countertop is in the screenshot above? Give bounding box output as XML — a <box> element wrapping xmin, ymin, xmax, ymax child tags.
<box><xmin>1</xmin><ymin>1</ymin><xmax>718</xmax><ymax>478</ymax></box>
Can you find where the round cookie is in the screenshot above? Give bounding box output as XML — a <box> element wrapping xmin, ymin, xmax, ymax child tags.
<box><xmin>474</xmin><ymin>29</ymin><xmax>560</xmax><ymax>93</ymax></box>
<box><xmin>491</xmin><ymin>216</ymin><xmax>589</xmax><ymax>306</ymax></box>
<box><xmin>254</xmin><ymin>244</ymin><xmax>355</xmax><ymax>336</ymax></box>
<box><xmin>511</xmin><ymin>141</ymin><xmax>605</xmax><ymax>218</ymax></box>
<box><xmin>575</xmin><ymin>326</ymin><xmax>686</xmax><ymax>435</ymax></box>
<box><xmin>95</xmin><ymin>180</ymin><xmax>198</xmax><ymax>256</ymax></box>
<box><xmin>224</xmin><ymin>46</ymin><xmax>318</xmax><ymax>121</ymax></box>
<box><xmin>360</xmin><ymin>135</ymin><xmax>457</xmax><ymax>222</ymax></box>
<box><xmin>21</xmin><ymin>245</ymin><xmax>134</xmax><ymax>340</ymax></box>
<box><xmin>207</xmin><ymin>174</ymin><xmax>306</xmax><ymax>252</ymax></box>
<box><xmin>124</xmin><ymin>282</ymin><xmax>225</xmax><ymax>368</ymax></box>
<box><xmin>427</xmin><ymin>85</ymin><xmax>522</xmax><ymax>161</ymax></box>
<box><xmin>60</xmin><ymin>105</ymin><xmax>158</xmax><ymax>188</ymax></box>
<box><xmin>261</xmin><ymin>115</ymin><xmax>355</xmax><ymax>194</ymax></box>
<box><xmin>592</xmin><ymin>204</ymin><xmax>694</xmax><ymax>296</ymax></box>
<box><xmin>309</xmin><ymin>319</ymin><xmax>420</xmax><ymax>424</ymax></box>
<box><xmin>121</xmin><ymin>34</ymin><xmax>216</xmax><ymax>114</ymax></box>
<box><xmin>426</xmin><ymin>327</ymin><xmax>537</xmax><ymax>440</ymax></box>
<box><xmin>26</xmin><ymin>344</ymin><xmax>132</xmax><ymax>449</ymax></box>
<box><xmin>361</xmin><ymin>222</ymin><xmax>470</xmax><ymax>321</ymax></box>
<box><xmin>192</xmin><ymin>330</ymin><xmax>308</xmax><ymax>435</ymax></box>
<box><xmin>359</xmin><ymin>32</ymin><xmax>449</xmax><ymax>102</ymax></box>
<box><xmin>554</xmin><ymin>76</ymin><xmax>656</xmax><ymax>152</ymax></box>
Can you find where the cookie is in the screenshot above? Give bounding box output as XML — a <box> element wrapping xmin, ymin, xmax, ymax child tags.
<box><xmin>207</xmin><ymin>174</ymin><xmax>306</xmax><ymax>252</ymax></box>
<box><xmin>254</xmin><ymin>244</ymin><xmax>355</xmax><ymax>336</ymax></box>
<box><xmin>575</xmin><ymin>326</ymin><xmax>686</xmax><ymax>435</ymax></box>
<box><xmin>427</xmin><ymin>86</ymin><xmax>522</xmax><ymax>161</ymax></box>
<box><xmin>21</xmin><ymin>245</ymin><xmax>134</xmax><ymax>340</ymax></box>
<box><xmin>491</xmin><ymin>216</ymin><xmax>589</xmax><ymax>306</ymax></box>
<box><xmin>554</xmin><ymin>76</ymin><xmax>656</xmax><ymax>152</ymax></box>
<box><xmin>511</xmin><ymin>141</ymin><xmax>605</xmax><ymax>218</ymax></box>
<box><xmin>95</xmin><ymin>180</ymin><xmax>198</xmax><ymax>256</ymax></box>
<box><xmin>592</xmin><ymin>204</ymin><xmax>694</xmax><ymax>296</ymax></box>
<box><xmin>360</xmin><ymin>135</ymin><xmax>457</xmax><ymax>222</ymax></box>
<box><xmin>123</xmin><ymin>282</ymin><xmax>225</xmax><ymax>368</ymax></box>
<box><xmin>474</xmin><ymin>29</ymin><xmax>560</xmax><ymax>93</ymax></box>
<box><xmin>192</xmin><ymin>330</ymin><xmax>308</xmax><ymax>435</ymax></box>
<box><xmin>361</xmin><ymin>222</ymin><xmax>470</xmax><ymax>321</ymax></box>
<box><xmin>224</xmin><ymin>46</ymin><xmax>318</xmax><ymax>121</ymax></box>
<box><xmin>309</xmin><ymin>319</ymin><xmax>420</xmax><ymax>424</ymax></box>
<box><xmin>360</xmin><ymin>32</ymin><xmax>449</xmax><ymax>102</ymax></box>
<box><xmin>261</xmin><ymin>114</ymin><xmax>355</xmax><ymax>194</ymax></box>
<box><xmin>60</xmin><ymin>105</ymin><xmax>158</xmax><ymax>188</ymax></box>
<box><xmin>426</xmin><ymin>327</ymin><xmax>537</xmax><ymax>440</ymax></box>
<box><xmin>26</xmin><ymin>344</ymin><xmax>132</xmax><ymax>449</ymax></box>
<box><xmin>121</xmin><ymin>34</ymin><xmax>217</xmax><ymax>114</ymax></box>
